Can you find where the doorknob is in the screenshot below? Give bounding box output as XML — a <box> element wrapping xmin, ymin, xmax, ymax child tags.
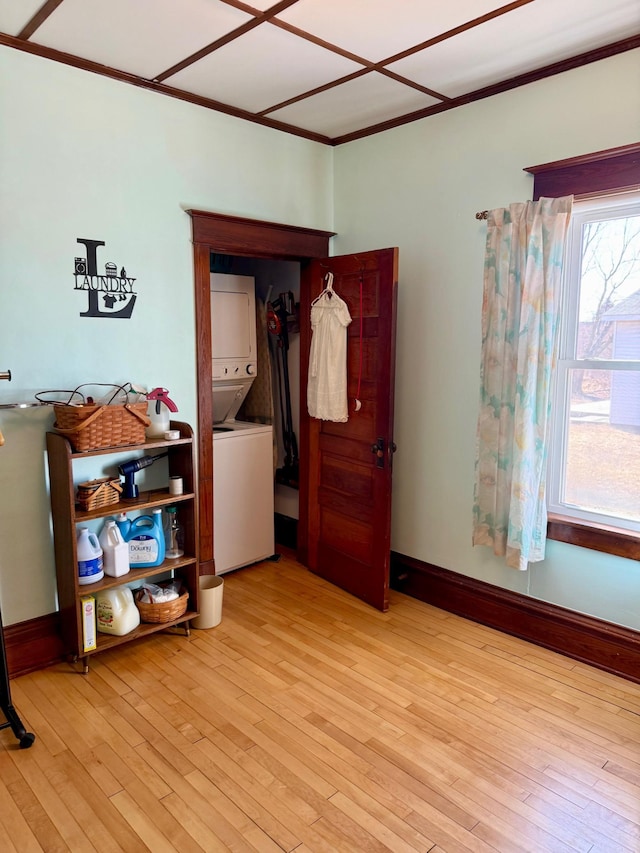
<box><xmin>390</xmin><ymin>441</ymin><xmax>397</xmax><ymax>469</ymax></box>
<box><xmin>370</xmin><ymin>438</ymin><xmax>397</xmax><ymax>469</ymax></box>
<box><xmin>371</xmin><ymin>437</ymin><xmax>385</xmax><ymax>468</ymax></box>
<box><xmin>0</xmin><ymin>371</ymin><xmax>7</xmax><ymax>445</ymax></box>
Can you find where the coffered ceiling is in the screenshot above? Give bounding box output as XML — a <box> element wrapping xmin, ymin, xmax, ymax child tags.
<box><xmin>1</xmin><ymin>0</ymin><xmax>638</xmax><ymax>145</ymax></box>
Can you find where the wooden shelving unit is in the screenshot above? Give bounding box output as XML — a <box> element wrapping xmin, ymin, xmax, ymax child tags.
<box><xmin>46</xmin><ymin>420</ymin><xmax>199</xmax><ymax>672</ymax></box>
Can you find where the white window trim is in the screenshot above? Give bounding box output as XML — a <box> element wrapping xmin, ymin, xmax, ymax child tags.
<box><xmin>548</xmin><ymin>191</ymin><xmax>640</xmax><ymax>533</ymax></box>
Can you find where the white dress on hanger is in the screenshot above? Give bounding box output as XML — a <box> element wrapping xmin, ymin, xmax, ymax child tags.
<box><xmin>307</xmin><ymin>276</ymin><xmax>352</xmax><ymax>422</ymax></box>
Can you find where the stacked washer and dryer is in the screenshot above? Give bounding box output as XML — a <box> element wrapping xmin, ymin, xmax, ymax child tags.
<box><xmin>211</xmin><ymin>273</ymin><xmax>275</xmax><ymax>574</ymax></box>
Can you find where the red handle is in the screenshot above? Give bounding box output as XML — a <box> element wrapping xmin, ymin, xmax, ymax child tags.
<box><xmin>147</xmin><ymin>387</ymin><xmax>178</xmax><ymax>412</ymax></box>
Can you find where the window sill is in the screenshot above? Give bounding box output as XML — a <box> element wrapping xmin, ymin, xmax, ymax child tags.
<box><xmin>547</xmin><ymin>513</ymin><xmax>640</xmax><ymax>561</ymax></box>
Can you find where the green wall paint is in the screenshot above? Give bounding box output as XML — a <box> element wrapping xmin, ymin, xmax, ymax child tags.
<box><xmin>333</xmin><ymin>49</ymin><xmax>640</xmax><ymax>628</ymax></box>
<box><xmin>0</xmin><ymin>47</ymin><xmax>332</xmax><ymax>624</ymax></box>
<box><xmin>1</xmin><ymin>44</ymin><xmax>639</xmax><ymax>632</ymax></box>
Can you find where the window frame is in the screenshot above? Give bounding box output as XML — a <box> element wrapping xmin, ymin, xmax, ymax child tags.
<box><xmin>524</xmin><ymin>143</ymin><xmax>640</xmax><ymax>559</ymax></box>
<box><xmin>547</xmin><ymin>192</ymin><xmax>640</xmax><ymax>535</ymax></box>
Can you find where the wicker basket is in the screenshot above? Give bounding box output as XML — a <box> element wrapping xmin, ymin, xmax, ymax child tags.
<box><xmin>76</xmin><ymin>477</ymin><xmax>122</xmax><ymax>511</ymax></box>
<box><xmin>53</xmin><ymin>402</ymin><xmax>150</xmax><ymax>452</ymax></box>
<box><xmin>134</xmin><ymin>587</ymin><xmax>189</xmax><ymax>624</ymax></box>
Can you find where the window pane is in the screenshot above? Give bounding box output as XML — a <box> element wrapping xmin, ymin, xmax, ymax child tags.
<box><xmin>577</xmin><ymin>215</ymin><xmax>640</xmax><ymax>360</ymax></box>
<box><xmin>563</xmin><ymin>368</ymin><xmax>640</xmax><ymax>522</ymax></box>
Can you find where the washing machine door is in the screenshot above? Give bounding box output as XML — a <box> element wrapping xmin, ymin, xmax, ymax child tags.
<box><xmin>212</xmin><ymin>383</ymin><xmax>246</xmax><ymax>424</ymax></box>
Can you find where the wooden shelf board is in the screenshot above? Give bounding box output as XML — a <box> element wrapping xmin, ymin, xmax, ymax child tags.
<box><xmin>68</xmin><ymin>436</ymin><xmax>192</xmax><ymax>460</ymax></box>
<box><xmin>76</xmin><ymin>556</ymin><xmax>197</xmax><ymax>597</ymax></box>
<box><xmin>86</xmin><ymin>610</ymin><xmax>198</xmax><ymax>655</ymax></box>
<box><xmin>75</xmin><ymin>490</ymin><xmax>195</xmax><ymax>522</ymax></box>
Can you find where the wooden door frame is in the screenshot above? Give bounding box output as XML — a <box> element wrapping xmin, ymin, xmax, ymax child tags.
<box><xmin>187</xmin><ymin>210</ymin><xmax>335</xmax><ymax>575</ymax></box>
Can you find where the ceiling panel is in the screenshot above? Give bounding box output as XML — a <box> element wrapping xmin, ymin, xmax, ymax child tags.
<box><xmin>33</xmin><ymin>0</ymin><xmax>252</xmax><ymax>79</ymax></box>
<box><xmin>1</xmin><ymin>0</ymin><xmax>638</xmax><ymax>142</ymax></box>
<box><xmin>268</xmin><ymin>71</ymin><xmax>440</xmax><ymax>138</ymax></box>
<box><xmin>234</xmin><ymin>0</ymin><xmax>277</xmax><ymax>9</ymax></box>
<box><xmin>275</xmin><ymin>0</ymin><xmax>514</xmax><ymax>62</ymax></box>
<box><xmin>389</xmin><ymin>0</ymin><xmax>640</xmax><ymax>98</ymax></box>
<box><xmin>0</xmin><ymin>0</ymin><xmax>43</xmax><ymax>36</ymax></box>
<box><xmin>165</xmin><ymin>22</ymin><xmax>363</xmax><ymax>114</ymax></box>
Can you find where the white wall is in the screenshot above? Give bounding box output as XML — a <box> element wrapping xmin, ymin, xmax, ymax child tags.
<box><xmin>333</xmin><ymin>49</ymin><xmax>640</xmax><ymax>629</ymax></box>
<box><xmin>0</xmin><ymin>47</ymin><xmax>332</xmax><ymax>624</ymax></box>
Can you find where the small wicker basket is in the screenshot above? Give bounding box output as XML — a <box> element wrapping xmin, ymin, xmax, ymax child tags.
<box><xmin>134</xmin><ymin>587</ymin><xmax>189</xmax><ymax>624</ymax></box>
<box><xmin>76</xmin><ymin>477</ymin><xmax>122</xmax><ymax>511</ymax></box>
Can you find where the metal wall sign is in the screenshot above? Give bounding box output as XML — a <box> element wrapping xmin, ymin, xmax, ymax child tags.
<box><xmin>73</xmin><ymin>238</ymin><xmax>137</xmax><ymax>319</ymax></box>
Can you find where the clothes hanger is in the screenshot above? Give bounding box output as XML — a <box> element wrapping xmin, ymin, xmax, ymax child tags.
<box><xmin>311</xmin><ymin>271</ymin><xmax>335</xmax><ymax>305</ymax></box>
<box><xmin>324</xmin><ymin>271</ymin><xmax>334</xmax><ymax>298</ymax></box>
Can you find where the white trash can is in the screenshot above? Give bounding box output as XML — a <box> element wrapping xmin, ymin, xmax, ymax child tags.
<box><xmin>192</xmin><ymin>575</ymin><xmax>224</xmax><ymax>629</ymax></box>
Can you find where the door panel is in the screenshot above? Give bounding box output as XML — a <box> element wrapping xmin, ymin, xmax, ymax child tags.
<box><xmin>322</xmin><ymin>507</ymin><xmax>371</xmax><ymax>553</ymax></box>
<box><xmin>321</xmin><ymin>455</ymin><xmax>373</xmax><ymax>500</ymax></box>
<box><xmin>300</xmin><ymin>248</ymin><xmax>398</xmax><ymax>611</ymax></box>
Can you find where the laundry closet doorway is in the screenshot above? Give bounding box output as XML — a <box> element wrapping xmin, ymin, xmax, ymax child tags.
<box><xmin>212</xmin><ymin>255</ymin><xmax>303</xmax><ymax>550</ymax></box>
<box><xmin>189</xmin><ymin>211</ymin><xmax>398</xmax><ymax>612</ymax></box>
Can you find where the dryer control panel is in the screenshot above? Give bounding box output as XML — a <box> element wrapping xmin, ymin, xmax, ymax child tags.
<box><xmin>213</xmin><ymin>361</ymin><xmax>256</xmax><ymax>380</ymax></box>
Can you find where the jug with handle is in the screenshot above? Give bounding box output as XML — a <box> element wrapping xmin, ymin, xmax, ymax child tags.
<box><xmin>77</xmin><ymin>527</ymin><xmax>104</xmax><ymax>585</ymax></box>
<box><xmin>96</xmin><ymin>586</ymin><xmax>140</xmax><ymax>635</ymax></box>
<box><xmin>126</xmin><ymin>508</ymin><xmax>165</xmax><ymax>567</ymax></box>
<box><xmin>115</xmin><ymin>511</ymin><xmax>131</xmax><ymax>540</ymax></box>
<box><xmin>99</xmin><ymin>520</ymin><xmax>130</xmax><ymax>577</ymax></box>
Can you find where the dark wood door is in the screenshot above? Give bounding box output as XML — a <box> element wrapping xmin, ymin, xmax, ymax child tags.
<box><xmin>299</xmin><ymin>248</ymin><xmax>398</xmax><ymax>611</ymax></box>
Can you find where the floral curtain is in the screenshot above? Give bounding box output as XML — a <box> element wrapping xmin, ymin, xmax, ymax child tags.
<box><xmin>473</xmin><ymin>196</ymin><xmax>573</xmax><ymax>570</ymax></box>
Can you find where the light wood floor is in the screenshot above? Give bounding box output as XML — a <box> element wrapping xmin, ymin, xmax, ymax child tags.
<box><xmin>2</xmin><ymin>553</ymin><xmax>639</xmax><ymax>852</ymax></box>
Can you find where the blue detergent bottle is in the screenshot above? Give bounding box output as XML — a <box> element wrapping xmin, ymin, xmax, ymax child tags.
<box><xmin>126</xmin><ymin>508</ymin><xmax>165</xmax><ymax>568</ymax></box>
<box><xmin>115</xmin><ymin>512</ymin><xmax>131</xmax><ymax>540</ymax></box>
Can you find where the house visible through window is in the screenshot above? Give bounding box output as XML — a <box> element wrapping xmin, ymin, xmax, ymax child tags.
<box><xmin>548</xmin><ymin>191</ymin><xmax>640</xmax><ymax>533</ymax></box>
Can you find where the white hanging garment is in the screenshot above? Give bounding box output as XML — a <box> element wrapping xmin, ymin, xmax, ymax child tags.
<box><xmin>307</xmin><ymin>273</ymin><xmax>352</xmax><ymax>422</ymax></box>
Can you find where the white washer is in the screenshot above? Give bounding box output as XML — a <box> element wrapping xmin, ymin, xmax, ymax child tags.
<box><xmin>213</xmin><ymin>421</ymin><xmax>275</xmax><ymax>574</ymax></box>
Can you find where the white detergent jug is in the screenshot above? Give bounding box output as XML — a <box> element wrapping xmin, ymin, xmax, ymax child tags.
<box><xmin>146</xmin><ymin>402</ymin><xmax>170</xmax><ymax>438</ymax></box>
<box><xmin>95</xmin><ymin>586</ymin><xmax>140</xmax><ymax>635</ymax></box>
<box><xmin>99</xmin><ymin>520</ymin><xmax>130</xmax><ymax>577</ymax></box>
<box><xmin>77</xmin><ymin>527</ymin><xmax>103</xmax><ymax>585</ymax></box>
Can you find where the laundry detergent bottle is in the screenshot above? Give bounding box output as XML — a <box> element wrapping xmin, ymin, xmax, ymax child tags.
<box><xmin>115</xmin><ymin>511</ymin><xmax>131</xmax><ymax>540</ymax></box>
<box><xmin>126</xmin><ymin>508</ymin><xmax>165</xmax><ymax>568</ymax></box>
<box><xmin>77</xmin><ymin>527</ymin><xmax>104</xmax><ymax>585</ymax></box>
<box><xmin>95</xmin><ymin>586</ymin><xmax>140</xmax><ymax>635</ymax></box>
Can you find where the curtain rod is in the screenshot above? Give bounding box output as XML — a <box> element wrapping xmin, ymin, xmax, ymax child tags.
<box><xmin>475</xmin><ymin>210</ymin><xmax>489</xmax><ymax>220</ymax></box>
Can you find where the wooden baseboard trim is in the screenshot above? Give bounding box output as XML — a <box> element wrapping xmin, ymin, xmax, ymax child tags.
<box><xmin>7</xmin><ymin>556</ymin><xmax>640</xmax><ymax>684</ymax></box>
<box><xmin>4</xmin><ymin>613</ymin><xmax>64</xmax><ymax>678</ymax></box>
<box><xmin>391</xmin><ymin>552</ymin><xmax>640</xmax><ymax>684</ymax></box>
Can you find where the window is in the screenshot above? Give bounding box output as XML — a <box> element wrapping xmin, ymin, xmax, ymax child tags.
<box><xmin>548</xmin><ymin>192</ymin><xmax>640</xmax><ymax>534</ymax></box>
<box><xmin>525</xmin><ymin>142</ymin><xmax>640</xmax><ymax>557</ymax></box>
